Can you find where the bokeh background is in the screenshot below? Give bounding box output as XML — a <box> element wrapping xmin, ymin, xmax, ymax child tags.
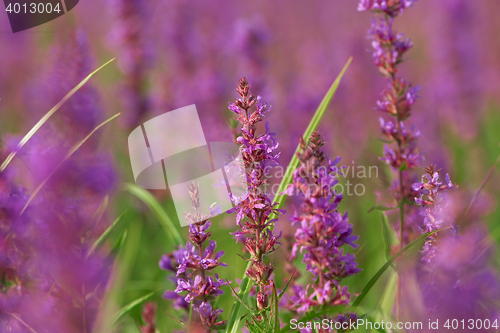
<box><xmin>1</xmin><ymin>0</ymin><xmax>499</xmax><ymax>332</ymax></box>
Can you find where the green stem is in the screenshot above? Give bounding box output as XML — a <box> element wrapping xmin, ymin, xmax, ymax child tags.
<box><xmin>187</xmin><ymin>300</ymin><xmax>193</xmax><ymax>333</ymax></box>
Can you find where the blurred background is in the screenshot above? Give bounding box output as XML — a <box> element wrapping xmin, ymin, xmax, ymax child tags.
<box><xmin>0</xmin><ymin>0</ymin><xmax>499</xmax><ymax>332</ymax></box>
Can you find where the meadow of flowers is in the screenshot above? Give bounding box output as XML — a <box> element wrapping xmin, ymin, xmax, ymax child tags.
<box><xmin>1</xmin><ymin>0</ymin><xmax>500</xmax><ymax>332</ymax></box>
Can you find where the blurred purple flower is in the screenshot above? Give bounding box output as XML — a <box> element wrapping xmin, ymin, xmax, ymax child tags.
<box><xmin>232</xmin><ymin>15</ymin><xmax>272</xmax><ymax>96</ymax></box>
<box><xmin>108</xmin><ymin>0</ymin><xmax>153</xmax><ymax>128</ymax></box>
<box><xmin>0</xmin><ymin>29</ymin><xmax>117</xmax><ymax>333</ymax></box>
<box><xmin>417</xmin><ymin>228</ymin><xmax>500</xmax><ymax>321</ymax></box>
<box><xmin>358</xmin><ymin>0</ymin><xmax>417</xmax><ymax>17</ymax></box>
<box><xmin>140</xmin><ymin>302</ymin><xmax>157</xmax><ymax>333</ymax></box>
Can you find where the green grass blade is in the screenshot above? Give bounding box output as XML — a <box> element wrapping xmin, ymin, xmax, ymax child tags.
<box><xmin>278</xmin><ymin>269</ymin><xmax>296</xmax><ymax>300</ymax></box>
<box><xmin>380</xmin><ymin>212</ymin><xmax>398</xmax><ymax>260</ymax></box>
<box><xmin>111</xmin><ymin>290</ymin><xmax>159</xmax><ymax>326</ymax></box>
<box><xmin>271</xmin><ymin>57</ymin><xmax>352</xmax><ymax>216</ymax></box>
<box><xmin>271</xmin><ymin>284</ymin><xmax>279</xmax><ymax>333</ymax></box>
<box><xmin>18</xmin><ymin>113</ymin><xmax>120</xmax><ymax>216</ymax></box>
<box><xmin>224</xmin><ymin>57</ymin><xmax>352</xmax><ymax>333</ymax></box>
<box><xmin>87</xmin><ymin>210</ymin><xmax>128</xmax><ymax>257</ymax></box>
<box><xmin>0</xmin><ymin>58</ymin><xmax>115</xmax><ymax>173</ymax></box>
<box><xmin>225</xmin><ymin>274</ymin><xmax>251</xmax><ymax>333</ymax></box>
<box><xmin>6</xmin><ymin>313</ymin><xmax>38</xmax><ymax>333</ymax></box>
<box><xmin>226</xmin><ymin>280</ymin><xmax>255</xmax><ymax>314</ymax></box>
<box><xmin>352</xmin><ymin>227</ymin><xmax>450</xmax><ymax>307</ymax></box>
<box><xmin>124</xmin><ymin>183</ymin><xmax>184</xmax><ymax>247</ymax></box>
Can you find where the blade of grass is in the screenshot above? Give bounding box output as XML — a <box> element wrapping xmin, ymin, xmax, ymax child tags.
<box><xmin>0</xmin><ymin>58</ymin><xmax>115</xmax><ymax>173</ymax></box>
<box><xmin>380</xmin><ymin>212</ymin><xmax>398</xmax><ymax>261</ymax></box>
<box><xmin>278</xmin><ymin>269</ymin><xmax>296</xmax><ymax>300</ymax></box>
<box><xmin>7</xmin><ymin>313</ymin><xmax>38</xmax><ymax>333</ymax></box>
<box><xmin>166</xmin><ymin>311</ymin><xmax>188</xmax><ymax>329</ymax></box>
<box><xmin>270</xmin><ymin>57</ymin><xmax>352</xmax><ymax>221</ymax></box>
<box><xmin>226</xmin><ymin>280</ymin><xmax>255</xmax><ymax>314</ymax></box>
<box><xmin>87</xmin><ymin>210</ymin><xmax>128</xmax><ymax>257</ymax></box>
<box><xmin>352</xmin><ymin>227</ymin><xmax>450</xmax><ymax>307</ymax></box>
<box><xmin>271</xmin><ymin>284</ymin><xmax>279</xmax><ymax>333</ymax></box>
<box><xmin>17</xmin><ymin>113</ymin><xmax>120</xmax><ymax>217</ymax></box>
<box><xmin>111</xmin><ymin>289</ymin><xmax>159</xmax><ymax>326</ymax></box>
<box><xmin>124</xmin><ymin>183</ymin><xmax>184</xmax><ymax>247</ymax></box>
<box><xmin>225</xmin><ymin>273</ymin><xmax>252</xmax><ymax>333</ymax></box>
<box><xmin>457</xmin><ymin>150</ymin><xmax>500</xmax><ymax>226</ymax></box>
<box><xmin>225</xmin><ymin>57</ymin><xmax>352</xmax><ymax>333</ymax></box>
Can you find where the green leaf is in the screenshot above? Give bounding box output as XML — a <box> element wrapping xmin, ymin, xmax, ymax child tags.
<box><xmin>379</xmin><ymin>212</ymin><xmax>398</xmax><ymax>260</ymax></box>
<box><xmin>378</xmin><ymin>270</ymin><xmax>397</xmax><ymax>320</ymax></box>
<box><xmin>0</xmin><ymin>58</ymin><xmax>115</xmax><ymax>173</ymax></box>
<box><xmin>457</xmin><ymin>151</ymin><xmax>500</xmax><ymax>226</ymax></box>
<box><xmin>111</xmin><ymin>290</ymin><xmax>159</xmax><ymax>326</ymax></box>
<box><xmin>111</xmin><ymin>229</ymin><xmax>128</xmax><ymax>256</ymax></box>
<box><xmin>278</xmin><ymin>269</ymin><xmax>296</xmax><ymax>301</ymax></box>
<box><xmin>367</xmin><ymin>205</ymin><xmax>399</xmax><ymax>213</ymax></box>
<box><xmin>17</xmin><ymin>113</ymin><xmax>120</xmax><ymax>217</ymax></box>
<box><xmin>270</xmin><ymin>284</ymin><xmax>279</xmax><ymax>333</ymax></box>
<box><xmin>246</xmin><ymin>320</ymin><xmax>264</xmax><ymax>333</ymax></box>
<box><xmin>226</xmin><ymin>280</ymin><xmax>255</xmax><ymax>314</ymax></box>
<box><xmin>225</xmin><ymin>274</ymin><xmax>252</xmax><ymax>333</ymax></box>
<box><xmin>124</xmin><ymin>183</ymin><xmax>184</xmax><ymax>247</ymax></box>
<box><xmin>166</xmin><ymin>311</ymin><xmax>187</xmax><ymax>328</ymax></box>
<box><xmin>87</xmin><ymin>210</ymin><xmax>128</xmax><ymax>257</ymax></box>
<box><xmin>352</xmin><ymin>227</ymin><xmax>450</xmax><ymax>308</ymax></box>
<box><xmin>225</xmin><ymin>57</ymin><xmax>353</xmax><ymax>333</ymax></box>
<box><xmin>270</xmin><ymin>57</ymin><xmax>353</xmax><ymax>222</ymax></box>
<box><xmin>399</xmin><ymin>160</ymin><xmax>407</xmax><ymax>172</ymax></box>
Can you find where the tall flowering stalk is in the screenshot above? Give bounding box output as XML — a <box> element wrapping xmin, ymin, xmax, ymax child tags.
<box><xmin>108</xmin><ymin>0</ymin><xmax>152</xmax><ymax>129</ymax></box>
<box><xmin>358</xmin><ymin>0</ymin><xmax>422</xmax><ymax>319</ymax></box>
<box><xmin>228</xmin><ymin>77</ymin><xmax>284</xmax><ymax>325</ymax></box>
<box><xmin>412</xmin><ymin>165</ymin><xmax>457</xmax><ymax>262</ymax></box>
<box><xmin>160</xmin><ymin>182</ymin><xmax>227</xmax><ymax>331</ymax></box>
<box><xmin>285</xmin><ymin>132</ymin><xmax>359</xmax><ymax>326</ymax></box>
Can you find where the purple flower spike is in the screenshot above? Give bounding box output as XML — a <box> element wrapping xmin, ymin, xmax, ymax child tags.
<box><xmin>286</xmin><ymin>132</ymin><xmax>359</xmax><ymax>317</ymax></box>
<box><xmin>228</xmin><ymin>77</ymin><xmax>284</xmax><ymax>328</ymax></box>
<box><xmin>360</xmin><ymin>0</ymin><xmax>427</xmax><ymax>254</ymax></box>
<box><xmin>159</xmin><ymin>182</ymin><xmax>226</xmax><ymax>330</ymax></box>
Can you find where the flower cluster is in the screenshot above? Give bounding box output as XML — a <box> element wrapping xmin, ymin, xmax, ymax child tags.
<box><xmin>228</xmin><ymin>77</ymin><xmax>284</xmax><ymax>320</ymax></box>
<box><xmin>368</xmin><ymin>19</ymin><xmax>413</xmax><ymax>77</ymax></box>
<box><xmin>160</xmin><ymin>182</ymin><xmax>227</xmax><ymax>331</ymax></box>
<box><xmin>358</xmin><ymin>0</ymin><xmax>417</xmax><ymax>17</ymax></box>
<box><xmin>360</xmin><ymin>0</ymin><xmax>423</xmax><ymax>248</ymax></box>
<box><xmin>412</xmin><ymin>165</ymin><xmax>457</xmax><ymax>262</ymax></box>
<box><xmin>285</xmin><ymin>132</ymin><xmax>360</xmax><ymax>316</ymax></box>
